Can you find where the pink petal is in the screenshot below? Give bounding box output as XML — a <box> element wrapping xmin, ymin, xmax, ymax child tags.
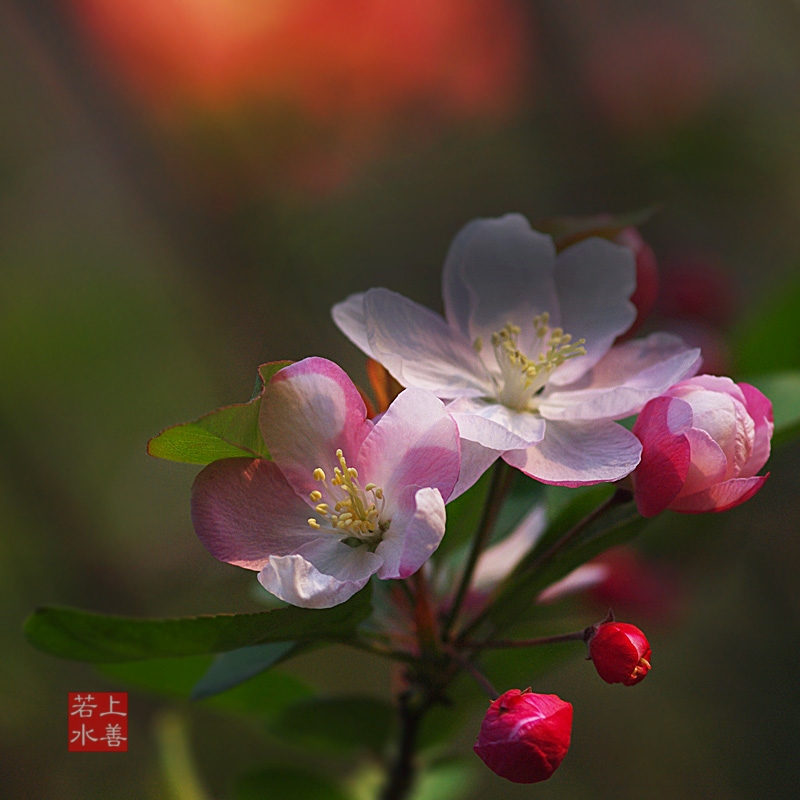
<box><xmin>376</xmin><ymin>487</ymin><xmax>446</xmax><ymax>579</ymax></box>
<box><xmin>738</xmin><ymin>382</ymin><xmax>774</xmax><ymax>476</ymax></box>
<box><xmin>548</xmin><ymin>238</ymin><xmax>637</xmax><ymax>386</ymax></box>
<box><xmin>442</xmin><ymin>215</ymin><xmax>560</xmax><ymax>356</ymax></box>
<box><xmin>448</xmin><ymin>396</ymin><xmax>547</xmax><ymax>451</ymax></box>
<box><xmin>539</xmin><ymin>333</ymin><xmax>702</xmax><ymax>421</ymax></box>
<box><xmin>503</xmin><ymin>419</ymin><xmax>642</xmax><ymax>486</ymax></box>
<box><xmin>632</xmin><ymin>396</ymin><xmax>692</xmax><ymax>517</ymax></box>
<box><xmin>673</xmin><ymin>386</ymin><xmax>743</xmax><ymax>475</ymax></box>
<box><xmin>191</xmin><ymin>458</ymin><xmax>319</xmax><ymax>570</ymax></box>
<box><xmin>671</xmin><ymin>374</ymin><xmax>747</xmax><ymax>403</ymax></box>
<box><xmin>260</xmin><ymin>357</ymin><xmax>373</xmax><ymax>501</ymax></box>
<box><xmin>681</xmin><ymin>427</ymin><xmax>729</xmax><ymax>494</ymax></box>
<box><xmin>668</xmin><ymin>474</ymin><xmax>768</xmax><ymax>513</ymax></box>
<box><xmin>357</xmin><ymin>388</ymin><xmax>461</xmax><ymax>506</ymax></box>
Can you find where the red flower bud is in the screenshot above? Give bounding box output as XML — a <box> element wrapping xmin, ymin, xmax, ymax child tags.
<box><xmin>473</xmin><ymin>689</ymin><xmax>573</xmax><ymax>784</ymax></box>
<box><xmin>588</xmin><ymin>622</ymin><xmax>652</xmax><ymax>686</ymax></box>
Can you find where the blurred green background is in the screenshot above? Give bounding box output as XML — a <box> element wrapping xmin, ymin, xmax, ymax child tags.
<box><xmin>2</xmin><ymin>1</ymin><xmax>800</xmax><ymax>798</ymax></box>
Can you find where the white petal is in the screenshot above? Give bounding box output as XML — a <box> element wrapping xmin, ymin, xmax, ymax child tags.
<box><xmin>472</xmin><ymin>503</ymin><xmax>547</xmax><ymax>593</ymax></box>
<box><xmin>537</xmin><ymin>564</ymin><xmax>610</xmax><ymax>604</ymax></box>
<box><xmin>442</xmin><ymin>215</ymin><xmax>560</xmax><ymax>356</ymax></box>
<box><xmin>449</xmin><ymin>396</ymin><xmax>546</xmax><ymax>450</ymax></box>
<box><xmin>504</xmin><ymin>419</ymin><xmax>642</xmax><ymax>485</ymax></box>
<box><xmin>539</xmin><ymin>333</ymin><xmax>702</xmax><ymax>421</ymax></box>
<box><xmin>376</xmin><ymin>487</ymin><xmax>446</xmax><ymax>579</ymax></box>
<box><xmin>257</xmin><ymin>538</ymin><xmax>382</xmax><ymax>609</ymax></box>
<box><xmin>362</xmin><ymin>288</ymin><xmax>487</xmax><ymax>397</ymax></box>
<box><xmin>331</xmin><ymin>292</ymin><xmax>372</xmax><ymax>355</ymax></box>
<box><xmin>549</xmin><ymin>237</ymin><xmax>637</xmax><ymax>386</ymax></box>
<box><xmin>448</xmin><ymin>438</ymin><xmax>503</xmax><ymax>501</ymax></box>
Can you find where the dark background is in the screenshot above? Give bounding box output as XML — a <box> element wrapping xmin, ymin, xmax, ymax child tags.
<box><xmin>2</xmin><ymin>1</ymin><xmax>799</xmax><ymax>798</ymax></box>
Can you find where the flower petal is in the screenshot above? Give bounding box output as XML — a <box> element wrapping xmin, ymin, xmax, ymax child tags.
<box><xmin>260</xmin><ymin>357</ymin><xmax>373</xmax><ymax>500</ymax></box>
<box><xmin>357</xmin><ymin>388</ymin><xmax>460</xmax><ymax>507</ymax></box>
<box><xmin>631</xmin><ymin>396</ymin><xmax>692</xmax><ymax>517</ymax></box>
<box><xmin>537</xmin><ymin>564</ymin><xmax>610</xmax><ymax>604</ymax></box>
<box><xmin>191</xmin><ymin>458</ymin><xmax>319</xmax><ymax>570</ymax></box>
<box><xmin>442</xmin><ymin>214</ymin><xmax>560</xmax><ymax>356</ymax></box>
<box><xmin>358</xmin><ymin>288</ymin><xmax>487</xmax><ymax>397</ymax></box>
<box><xmin>681</xmin><ymin>427</ymin><xmax>729</xmax><ymax>494</ymax></box>
<box><xmin>539</xmin><ymin>333</ymin><xmax>702</xmax><ymax>421</ymax></box>
<box><xmin>376</xmin><ymin>487</ymin><xmax>446</xmax><ymax>579</ymax></box>
<box><xmin>331</xmin><ymin>292</ymin><xmax>372</xmax><ymax>355</ymax></box>
<box><xmin>548</xmin><ymin>237</ymin><xmax>637</xmax><ymax>386</ymax></box>
<box><xmin>449</xmin><ymin>438</ymin><xmax>503</xmax><ymax>501</ymax></box>
<box><xmin>504</xmin><ymin>420</ymin><xmax>642</xmax><ymax>486</ymax></box>
<box><xmin>668</xmin><ymin>474</ymin><xmax>768</xmax><ymax>514</ymax></box>
<box><xmin>448</xmin><ymin>396</ymin><xmax>546</xmax><ymax>450</ymax></box>
<box><xmin>472</xmin><ymin>503</ymin><xmax>547</xmax><ymax>593</ymax></box>
<box><xmin>738</xmin><ymin>382</ymin><xmax>774</xmax><ymax>476</ymax></box>
<box><xmin>670</xmin><ymin>381</ymin><xmax>746</xmax><ymax>477</ymax></box>
<box><xmin>257</xmin><ymin>539</ymin><xmax>382</xmax><ymax>608</ymax></box>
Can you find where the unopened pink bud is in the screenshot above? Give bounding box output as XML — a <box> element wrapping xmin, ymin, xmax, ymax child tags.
<box><xmin>588</xmin><ymin>621</ymin><xmax>652</xmax><ymax>686</ymax></box>
<box><xmin>473</xmin><ymin>689</ymin><xmax>573</xmax><ymax>783</ymax></box>
<box><xmin>632</xmin><ymin>376</ymin><xmax>773</xmax><ymax>516</ymax></box>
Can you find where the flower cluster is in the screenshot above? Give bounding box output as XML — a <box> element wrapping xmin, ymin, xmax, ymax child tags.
<box><xmin>177</xmin><ymin>213</ymin><xmax>772</xmax><ymax>786</ymax></box>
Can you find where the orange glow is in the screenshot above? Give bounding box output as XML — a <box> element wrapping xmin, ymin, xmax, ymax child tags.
<box><xmin>69</xmin><ymin>0</ymin><xmax>532</xmax><ymax>125</ymax></box>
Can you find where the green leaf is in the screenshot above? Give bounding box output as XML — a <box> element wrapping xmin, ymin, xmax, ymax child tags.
<box><xmin>99</xmin><ymin>657</ymin><xmax>312</xmax><ymax>718</ymax></box>
<box><xmin>267</xmin><ymin>695</ymin><xmax>396</xmax><ymax>756</ymax></box>
<box><xmin>191</xmin><ymin>641</ymin><xmax>302</xmax><ymax>699</ymax></box>
<box><xmin>411</xmin><ymin>759</ymin><xmax>479</xmax><ymax>800</ymax></box>
<box><xmin>734</xmin><ymin>275</ymin><xmax>800</xmax><ymax>375</ymax></box>
<box><xmin>23</xmin><ymin>587</ymin><xmax>372</xmax><ymax>662</ymax></box>
<box><xmin>235</xmin><ymin>767</ymin><xmax>350</xmax><ymax>800</ymax></box>
<box><xmin>745</xmin><ymin>371</ymin><xmax>800</xmax><ymax>446</ymax></box>
<box><xmin>147</xmin><ymin>361</ymin><xmax>290</xmax><ymax>464</ymax></box>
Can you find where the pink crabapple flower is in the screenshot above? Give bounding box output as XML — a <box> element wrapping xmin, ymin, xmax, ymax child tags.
<box><xmin>632</xmin><ymin>375</ymin><xmax>773</xmax><ymax>517</ymax></box>
<box><xmin>191</xmin><ymin>357</ymin><xmax>462</xmax><ymax>608</ymax></box>
<box><xmin>474</xmin><ymin>688</ymin><xmax>573</xmax><ymax>783</ymax></box>
<box><xmin>587</xmin><ymin>621</ymin><xmax>652</xmax><ymax>686</ymax></box>
<box><xmin>333</xmin><ymin>214</ymin><xmax>701</xmax><ymax>487</ymax></box>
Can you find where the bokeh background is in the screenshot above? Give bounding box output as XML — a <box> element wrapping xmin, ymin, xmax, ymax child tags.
<box><xmin>2</xmin><ymin>1</ymin><xmax>800</xmax><ymax>798</ymax></box>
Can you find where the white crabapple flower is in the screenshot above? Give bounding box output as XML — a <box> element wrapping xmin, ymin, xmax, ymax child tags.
<box><xmin>191</xmin><ymin>357</ymin><xmax>461</xmax><ymax>608</ymax></box>
<box><xmin>333</xmin><ymin>214</ymin><xmax>702</xmax><ymax>485</ymax></box>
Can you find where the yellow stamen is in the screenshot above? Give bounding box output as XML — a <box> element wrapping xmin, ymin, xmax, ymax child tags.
<box><xmin>491</xmin><ymin>317</ymin><xmax>586</xmax><ymax>411</ymax></box>
<box><xmin>305</xmin><ymin>449</ymin><xmax>388</xmax><ymax>542</ymax></box>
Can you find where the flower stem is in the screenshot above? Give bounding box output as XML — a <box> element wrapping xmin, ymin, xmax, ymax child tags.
<box><xmin>521</xmin><ymin>487</ymin><xmax>631</xmax><ymax>577</ymax></box>
<box><xmin>445</xmin><ymin>647</ymin><xmax>500</xmax><ymax>700</ymax></box>
<box><xmin>456</xmin><ymin>487</ymin><xmax>632</xmax><ymax>643</ymax></box>
<box><xmin>380</xmin><ymin>689</ymin><xmax>425</xmax><ymax>800</ymax></box>
<box><xmin>442</xmin><ymin>460</ymin><xmax>513</xmax><ymax>640</ymax></box>
<box><xmin>413</xmin><ymin>570</ymin><xmax>441</xmax><ymax>656</ymax></box>
<box><xmin>462</xmin><ymin>629</ymin><xmax>588</xmax><ymax>650</ymax></box>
